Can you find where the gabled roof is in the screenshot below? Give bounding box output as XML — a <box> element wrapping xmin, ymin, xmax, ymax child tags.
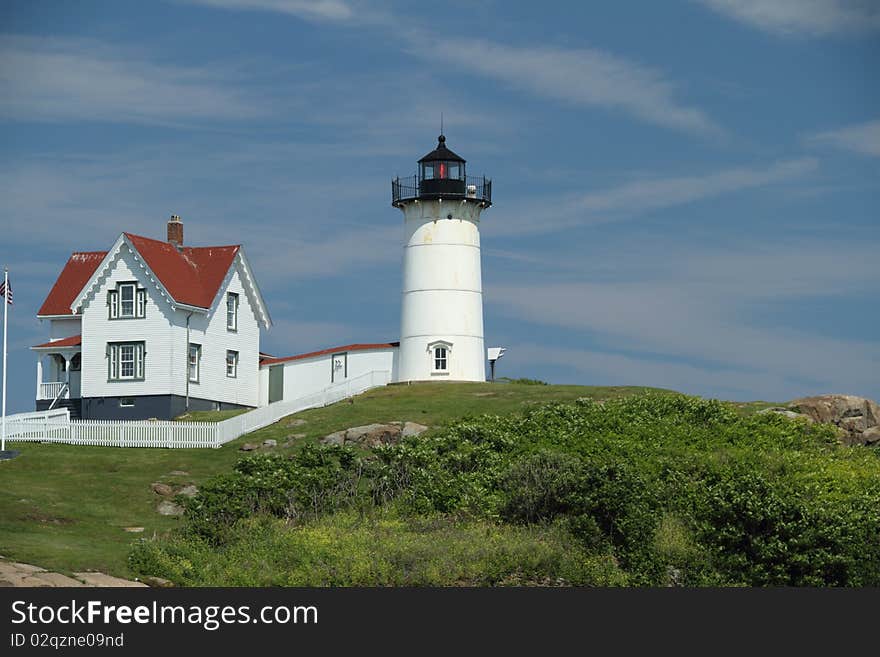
<box><xmin>38</xmin><ymin>252</ymin><xmax>107</xmax><ymax>317</ymax></box>
<box><xmin>32</xmin><ymin>334</ymin><xmax>82</xmax><ymax>349</ymax></box>
<box><xmin>42</xmin><ymin>232</ymin><xmax>271</xmax><ymax>328</ymax></box>
<box><xmin>260</xmin><ymin>342</ymin><xmax>399</xmax><ymax>366</ymax></box>
<box><xmin>124</xmin><ymin>233</ymin><xmax>239</xmax><ymax>309</ymax></box>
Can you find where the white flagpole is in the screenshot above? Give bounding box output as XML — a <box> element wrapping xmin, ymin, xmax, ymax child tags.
<box><xmin>1</xmin><ymin>267</ymin><xmax>7</xmax><ymax>452</ymax></box>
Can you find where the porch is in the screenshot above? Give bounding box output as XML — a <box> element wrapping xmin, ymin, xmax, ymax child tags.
<box><xmin>31</xmin><ymin>335</ymin><xmax>82</xmax><ymax>416</ymax></box>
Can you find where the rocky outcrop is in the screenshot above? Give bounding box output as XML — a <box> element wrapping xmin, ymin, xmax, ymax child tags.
<box><xmin>763</xmin><ymin>395</ymin><xmax>880</xmax><ymax>446</ymax></box>
<box><xmin>157</xmin><ymin>500</ymin><xmax>185</xmax><ymax>516</ymax></box>
<box><xmin>320</xmin><ymin>421</ymin><xmax>429</xmax><ymax>448</ymax></box>
<box><xmin>151</xmin><ymin>482</ymin><xmax>173</xmax><ymax>496</ymax></box>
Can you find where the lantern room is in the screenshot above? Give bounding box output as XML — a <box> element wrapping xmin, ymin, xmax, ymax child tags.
<box><xmin>419</xmin><ymin>134</ymin><xmax>466</xmax><ymax>197</ymax></box>
<box><xmin>391</xmin><ymin>134</ymin><xmax>492</xmax><ymax>208</ymax></box>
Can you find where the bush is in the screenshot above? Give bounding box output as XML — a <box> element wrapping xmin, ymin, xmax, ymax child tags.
<box><xmin>133</xmin><ymin>392</ymin><xmax>880</xmax><ymax>586</ymax></box>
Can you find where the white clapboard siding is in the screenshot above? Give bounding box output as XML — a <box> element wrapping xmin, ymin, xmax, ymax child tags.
<box><xmin>5</xmin><ymin>370</ymin><xmax>391</xmax><ymax>449</ymax></box>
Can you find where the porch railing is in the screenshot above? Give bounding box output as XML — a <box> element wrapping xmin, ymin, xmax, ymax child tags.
<box><xmin>38</xmin><ymin>382</ymin><xmax>69</xmax><ymax>401</ymax></box>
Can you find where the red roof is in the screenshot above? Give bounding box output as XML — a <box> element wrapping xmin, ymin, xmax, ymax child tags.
<box><xmin>260</xmin><ymin>342</ymin><xmax>399</xmax><ymax>366</ymax></box>
<box><xmin>32</xmin><ymin>334</ymin><xmax>82</xmax><ymax>349</ymax></box>
<box><xmin>124</xmin><ymin>233</ymin><xmax>240</xmax><ymax>308</ymax></box>
<box><xmin>38</xmin><ymin>252</ymin><xmax>107</xmax><ymax>316</ymax></box>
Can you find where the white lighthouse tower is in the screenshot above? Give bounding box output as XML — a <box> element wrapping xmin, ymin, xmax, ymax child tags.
<box><xmin>392</xmin><ymin>134</ymin><xmax>493</xmax><ymax>382</ymax></box>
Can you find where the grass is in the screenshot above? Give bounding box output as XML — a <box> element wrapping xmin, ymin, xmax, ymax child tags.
<box><xmin>0</xmin><ymin>382</ymin><xmax>670</xmax><ymax>577</ymax></box>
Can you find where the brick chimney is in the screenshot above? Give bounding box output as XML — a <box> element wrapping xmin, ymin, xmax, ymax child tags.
<box><xmin>167</xmin><ymin>214</ymin><xmax>183</xmax><ymax>247</ymax></box>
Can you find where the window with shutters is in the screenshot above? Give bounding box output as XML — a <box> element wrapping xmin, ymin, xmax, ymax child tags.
<box><xmin>108</xmin><ymin>282</ymin><xmax>146</xmax><ymax>319</ymax></box>
<box><xmin>107</xmin><ymin>342</ymin><xmax>145</xmax><ymax>381</ymax></box>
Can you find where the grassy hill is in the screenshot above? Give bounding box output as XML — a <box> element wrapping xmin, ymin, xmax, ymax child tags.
<box><xmin>5</xmin><ymin>381</ymin><xmax>877</xmax><ymax>586</ymax></box>
<box><xmin>0</xmin><ymin>383</ymin><xmax>666</xmax><ymax>577</ymax></box>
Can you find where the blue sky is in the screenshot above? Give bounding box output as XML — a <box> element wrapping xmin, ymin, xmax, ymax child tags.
<box><xmin>0</xmin><ymin>0</ymin><xmax>878</xmax><ymax>413</ymax></box>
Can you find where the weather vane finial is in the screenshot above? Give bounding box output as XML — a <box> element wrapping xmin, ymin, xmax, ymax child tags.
<box><xmin>440</xmin><ymin>112</ymin><xmax>444</xmax><ymax>136</ymax></box>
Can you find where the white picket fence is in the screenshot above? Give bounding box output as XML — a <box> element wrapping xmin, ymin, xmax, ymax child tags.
<box><xmin>2</xmin><ymin>370</ymin><xmax>391</xmax><ymax>449</ymax></box>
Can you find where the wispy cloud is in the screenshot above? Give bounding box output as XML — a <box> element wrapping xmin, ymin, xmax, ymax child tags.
<box><xmin>487</xmin><ymin>239</ymin><xmax>880</xmax><ymax>400</ymax></box>
<box><xmin>0</xmin><ymin>36</ymin><xmax>265</xmax><ymax>124</ymax></box>
<box><xmin>807</xmin><ymin>118</ymin><xmax>880</xmax><ymax>157</ymax></box>
<box><xmin>182</xmin><ymin>0</ymin><xmax>355</xmax><ymax>21</ymax></box>
<box><xmin>696</xmin><ymin>0</ymin><xmax>880</xmax><ymax>36</ymax></box>
<box><xmin>486</xmin><ymin>157</ymin><xmax>818</xmax><ymax>237</ymax></box>
<box><xmin>407</xmin><ymin>36</ymin><xmax>722</xmax><ymax>137</ymax></box>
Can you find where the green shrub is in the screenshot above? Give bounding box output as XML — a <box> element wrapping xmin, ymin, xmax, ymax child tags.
<box><xmin>133</xmin><ymin>392</ymin><xmax>880</xmax><ymax>586</ymax></box>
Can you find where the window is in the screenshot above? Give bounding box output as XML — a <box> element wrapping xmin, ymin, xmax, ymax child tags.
<box><xmin>189</xmin><ymin>343</ymin><xmax>201</xmax><ymax>383</ymax></box>
<box><xmin>120</xmin><ymin>283</ymin><xmax>135</xmax><ymax>317</ymax></box>
<box><xmin>434</xmin><ymin>346</ymin><xmax>448</xmax><ymax>371</ymax></box>
<box><xmin>226</xmin><ymin>350</ymin><xmax>238</xmax><ymax>378</ymax></box>
<box><xmin>119</xmin><ymin>398</ymin><xmax>134</xmax><ymax>408</ymax></box>
<box><xmin>108</xmin><ymin>282</ymin><xmax>146</xmax><ymax>319</ymax></box>
<box><xmin>227</xmin><ymin>293</ymin><xmax>238</xmax><ymax>331</ymax></box>
<box><xmin>108</xmin><ymin>342</ymin><xmax>145</xmax><ymax>381</ymax></box>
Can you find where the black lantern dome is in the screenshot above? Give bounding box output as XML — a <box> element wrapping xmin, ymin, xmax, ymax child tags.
<box><xmin>392</xmin><ymin>135</ymin><xmax>492</xmax><ymax>208</ymax></box>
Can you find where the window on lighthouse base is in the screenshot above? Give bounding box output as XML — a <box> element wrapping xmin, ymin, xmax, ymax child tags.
<box><xmin>428</xmin><ymin>341</ymin><xmax>452</xmax><ymax>375</ymax></box>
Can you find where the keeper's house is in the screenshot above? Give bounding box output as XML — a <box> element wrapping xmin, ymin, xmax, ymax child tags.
<box><xmin>32</xmin><ymin>216</ymin><xmax>271</xmax><ymax>420</ymax></box>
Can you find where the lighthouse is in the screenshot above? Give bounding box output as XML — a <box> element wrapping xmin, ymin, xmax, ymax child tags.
<box><xmin>392</xmin><ymin>134</ymin><xmax>493</xmax><ymax>382</ymax></box>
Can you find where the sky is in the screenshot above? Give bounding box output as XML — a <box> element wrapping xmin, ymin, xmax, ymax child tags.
<box><xmin>0</xmin><ymin>0</ymin><xmax>878</xmax><ymax>413</ymax></box>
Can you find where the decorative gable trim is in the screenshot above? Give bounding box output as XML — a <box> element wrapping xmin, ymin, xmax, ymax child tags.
<box><xmin>70</xmin><ymin>235</ymin><xmax>206</xmax><ymax>316</ymax></box>
<box><xmin>234</xmin><ymin>248</ymin><xmax>272</xmax><ymax>330</ymax></box>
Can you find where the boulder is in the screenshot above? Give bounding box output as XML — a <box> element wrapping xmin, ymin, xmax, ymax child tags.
<box><xmin>177</xmin><ymin>485</ymin><xmax>198</xmax><ymax>498</ymax></box>
<box><xmin>320</xmin><ymin>423</ymin><xmax>406</xmax><ymax>448</ymax></box>
<box><xmin>263</xmin><ymin>439</ymin><xmax>278</xmax><ymax>448</ymax></box>
<box><xmin>787</xmin><ymin>395</ymin><xmax>880</xmax><ymax>446</ymax></box>
<box><xmin>239</xmin><ymin>443</ymin><xmax>258</xmax><ymax>452</ymax></box>
<box><xmin>402</xmin><ymin>422</ymin><xmax>429</xmax><ymax>437</ymax></box>
<box><xmin>862</xmin><ymin>426</ymin><xmax>880</xmax><ymax>445</ymax></box>
<box><xmin>321</xmin><ymin>430</ymin><xmax>346</xmax><ymax>446</ymax></box>
<box><xmin>141</xmin><ymin>576</ymin><xmax>174</xmax><ymax>588</ymax></box>
<box><xmin>157</xmin><ymin>501</ymin><xmax>184</xmax><ymax>516</ymax></box>
<box><xmin>759</xmin><ymin>407</ymin><xmax>804</xmax><ymax>420</ymax></box>
<box><xmin>151</xmin><ymin>482</ymin><xmax>173</xmax><ymax>496</ymax></box>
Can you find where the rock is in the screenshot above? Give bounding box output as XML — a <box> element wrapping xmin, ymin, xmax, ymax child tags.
<box><xmin>862</xmin><ymin>426</ymin><xmax>880</xmax><ymax>445</ymax></box>
<box><xmin>177</xmin><ymin>485</ymin><xmax>198</xmax><ymax>498</ymax></box>
<box><xmin>141</xmin><ymin>576</ymin><xmax>174</xmax><ymax>588</ymax></box>
<box><xmin>321</xmin><ymin>430</ymin><xmax>346</xmax><ymax>446</ymax></box>
<box><xmin>74</xmin><ymin>572</ymin><xmax>148</xmax><ymax>588</ymax></box>
<box><xmin>168</xmin><ymin>470</ymin><xmax>189</xmax><ymax>476</ymax></box>
<box><xmin>151</xmin><ymin>482</ymin><xmax>173</xmax><ymax>496</ymax></box>
<box><xmin>263</xmin><ymin>439</ymin><xmax>278</xmax><ymax>447</ymax></box>
<box><xmin>759</xmin><ymin>407</ymin><xmax>807</xmax><ymax>420</ymax></box>
<box><xmin>320</xmin><ymin>423</ymin><xmax>405</xmax><ymax>448</ymax></box>
<box><xmin>239</xmin><ymin>443</ymin><xmax>258</xmax><ymax>451</ymax></box>
<box><xmin>287</xmin><ymin>433</ymin><xmax>307</xmax><ymax>440</ymax></box>
<box><xmin>157</xmin><ymin>501</ymin><xmax>184</xmax><ymax>516</ymax></box>
<box><xmin>402</xmin><ymin>422</ymin><xmax>429</xmax><ymax>438</ymax></box>
<box><xmin>123</xmin><ymin>527</ymin><xmax>144</xmax><ymax>533</ymax></box>
<box><xmin>787</xmin><ymin>395</ymin><xmax>880</xmax><ymax>446</ymax></box>
<box><xmin>285</xmin><ymin>418</ymin><xmax>307</xmax><ymax>427</ymax></box>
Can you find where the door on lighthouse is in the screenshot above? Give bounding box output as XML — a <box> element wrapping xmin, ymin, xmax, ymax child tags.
<box><xmin>269</xmin><ymin>365</ymin><xmax>284</xmax><ymax>403</ymax></box>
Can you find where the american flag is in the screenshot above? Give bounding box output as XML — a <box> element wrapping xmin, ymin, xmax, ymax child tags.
<box><xmin>0</xmin><ymin>279</ymin><xmax>11</xmax><ymax>305</ymax></box>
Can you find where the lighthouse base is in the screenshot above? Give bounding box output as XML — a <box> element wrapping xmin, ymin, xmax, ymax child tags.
<box><xmin>396</xmin><ymin>335</ymin><xmax>485</xmax><ymax>383</ymax></box>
